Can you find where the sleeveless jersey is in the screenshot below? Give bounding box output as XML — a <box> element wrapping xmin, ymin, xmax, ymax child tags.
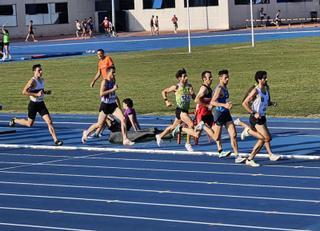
<box><xmin>213</xmin><ymin>84</ymin><xmax>229</xmax><ymax>113</ymax></box>
<box><xmin>196</xmin><ymin>85</ymin><xmax>212</xmax><ymax>115</ymax></box>
<box><xmin>175</xmin><ymin>83</ymin><xmax>192</xmax><ymax>111</ymax></box>
<box><xmin>29</xmin><ymin>77</ymin><xmax>44</xmax><ymax>102</ymax></box>
<box><xmin>101</xmin><ymin>80</ymin><xmax>117</xmax><ymax>104</ymax></box>
<box><xmin>251</xmin><ymin>87</ymin><xmax>269</xmax><ymax>116</ymax></box>
<box><xmin>3</xmin><ymin>31</ymin><xmax>9</xmax><ymax>43</ymax></box>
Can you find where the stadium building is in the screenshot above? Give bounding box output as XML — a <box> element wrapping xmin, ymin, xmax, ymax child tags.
<box><xmin>1</xmin><ymin>0</ymin><xmax>319</xmax><ymax>38</ymax></box>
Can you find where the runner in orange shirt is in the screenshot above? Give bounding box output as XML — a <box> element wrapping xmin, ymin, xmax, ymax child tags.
<box><xmin>90</xmin><ymin>49</ymin><xmax>114</xmax><ymax>88</ymax></box>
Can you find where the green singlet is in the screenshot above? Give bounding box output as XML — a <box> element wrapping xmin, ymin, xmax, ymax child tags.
<box><xmin>175</xmin><ymin>83</ymin><xmax>192</xmax><ymax>111</ymax></box>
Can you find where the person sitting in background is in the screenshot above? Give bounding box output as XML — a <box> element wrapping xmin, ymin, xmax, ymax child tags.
<box><xmin>123</xmin><ymin>98</ymin><xmax>141</xmax><ymax>131</ymax></box>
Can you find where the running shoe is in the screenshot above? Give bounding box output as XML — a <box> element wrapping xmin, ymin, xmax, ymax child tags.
<box><xmin>245</xmin><ymin>159</ymin><xmax>260</xmax><ymax>167</ymax></box>
<box><xmin>218</xmin><ymin>150</ymin><xmax>232</xmax><ymax>158</ymax></box>
<box><xmin>171</xmin><ymin>124</ymin><xmax>181</xmax><ymax>137</ymax></box>
<box><xmin>269</xmin><ymin>154</ymin><xmax>280</xmax><ymax>161</ymax></box>
<box><xmin>194</xmin><ymin>121</ymin><xmax>205</xmax><ymax>131</ymax></box>
<box><xmin>240</xmin><ymin>127</ymin><xmax>250</xmax><ymax>140</ymax></box>
<box><xmin>234</xmin><ymin>118</ymin><xmax>241</xmax><ymax>126</ymax></box>
<box><xmin>81</xmin><ymin>130</ymin><xmax>88</xmax><ymax>144</ymax></box>
<box><xmin>185</xmin><ymin>143</ymin><xmax>194</xmax><ymax>152</ymax></box>
<box><xmin>8</xmin><ymin>118</ymin><xmax>16</xmax><ymax>127</ymax></box>
<box><xmin>54</xmin><ymin>140</ymin><xmax>63</xmax><ymax>146</ymax></box>
<box><xmin>123</xmin><ymin>139</ymin><xmax>135</xmax><ymax>146</ymax></box>
<box><xmin>155</xmin><ymin>134</ymin><xmax>162</xmax><ymax>147</ymax></box>
<box><xmin>235</xmin><ymin>155</ymin><xmax>246</xmax><ymax>164</ymax></box>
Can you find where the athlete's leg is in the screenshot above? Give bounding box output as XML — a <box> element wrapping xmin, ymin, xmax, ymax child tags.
<box><xmin>42</xmin><ymin>114</ymin><xmax>59</xmax><ymax>143</ymax></box>
<box><xmin>180</xmin><ymin>112</ymin><xmax>199</xmax><ymax>138</ymax></box>
<box><xmin>13</xmin><ymin>117</ymin><xmax>34</xmax><ymax>127</ymax></box>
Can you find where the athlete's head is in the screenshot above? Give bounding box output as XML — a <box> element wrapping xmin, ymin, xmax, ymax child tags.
<box><xmin>218</xmin><ymin>69</ymin><xmax>229</xmax><ymax>85</ymax></box>
<box><xmin>176</xmin><ymin>68</ymin><xmax>188</xmax><ymax>84</ymax></box>
<box><xmin>32</xmin><ymin>64</ymin><xmax>42</xmax><ymax>77</ymax></box>
<box><xmin>96</xmin><ymin>49</ymin><xmax>105</xmax><ymax>60</ymax></box>
<box><xmin>123</xmin><ymin>98</ymin><xmax>133</xmax><ymax>109</ymax></box>
<box><xmin>201</xmin><ymin>71</ymin><xmax>213</xmax><ymax>85</ymax></box>
<box><xmin>255</xmin><ymin>71</ymin><xmax>267</xmax><ymax>83</ymax></box>
<box><xmin>106</xmin><ymin>66</ymin><xmax>116</xmax><ymax>80</ymax></box>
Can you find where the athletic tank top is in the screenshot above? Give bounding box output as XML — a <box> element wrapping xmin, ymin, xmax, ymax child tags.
<box><xmin>101</xmin><ymin>80</ymin><xmax>117</xmax><ymax>104</ymax></box>
<box><xmin>175</xmin><ymin>83</ymin><xmax>192</xmax><ymax>111</ymax></box>
<box><xmin>251</xmin><ymin>87</ymin><xmax>269</xmax><ymax>116</ymax></box>
<box><xmin>3</xmin><ymin>32</ymin><xmax>9</xmax><ymax>43</ymax></box>
<box><xmin>214</xmin><ymin>84</ymin><xmax>229</xmax><ymax>112</ymax></box>
<box><xmin>196</xmin><ymin>85</ymin><xmax>212</xmax><ymax>114</ymax></box>
<box><xmin>29</xmin><ymin>77</ymin><xmax>44</xmax><ymax>102</ymax></box>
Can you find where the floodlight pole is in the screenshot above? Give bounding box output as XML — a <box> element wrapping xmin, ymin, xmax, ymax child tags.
<box><xmin>187</xmin><ymin>0</ymin><xmax>192</xmax><ymax>53</ymax></box>
<box><xmin>250</xmin><ymin>0</ymin><xmax>255</xmax><ymax>47</ymax></box>
<box><xmin>111</xmin><ymin>0</ymin><xmax>116</xmax><ymax>31</ymax></box>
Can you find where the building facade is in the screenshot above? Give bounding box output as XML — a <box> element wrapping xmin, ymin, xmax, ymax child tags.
<box><xmin>1</xmin><ymin>0</ymin><xmax>319</xmax><ymax>38</ymax></box>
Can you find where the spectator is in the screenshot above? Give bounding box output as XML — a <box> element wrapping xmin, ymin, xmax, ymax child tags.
<box><xmin>25</xmin><ymin>20</ymin><xmax>38</xmax><ymax>42</ymax></box>
<box><xmin>154</xmin><ymin>16</ymin><xmax>159</xmax><ymax>35</ymax></box>
<box><xmin>87</xmin><ymin>17</ymin><xmax>94</xmax><ymax>37</ymax></box>
<box><xmin>1</xmin><ymin>26</ymin><xmax>11</xmax><ymax>61</ymax></box>
<box><xmin>150</xmin><ymin>15</ymin><xmax>155</xmax><ymax>35</ymax></box>
<box><xmin>101</xmin><ymin>17</ymin><xmax>110</xmax><ymax>37</ymax></box>
<box><xmin>75</xmin><ymin>20</ymin><xmax>82</xmax><ymax>38</ymax></box>
<box><xmin>259</xmin><ymin>7</ymin><xmax>266</xmax><ymax>27</ymax></box>
<box><xmin>275</xmin><ymin>10</ymin><xmax>281</xmax><ymax>28</ymax></box>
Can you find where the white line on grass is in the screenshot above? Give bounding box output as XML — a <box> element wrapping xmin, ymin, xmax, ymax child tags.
<box><xmin>1</xmin><ymin>170</ymin><xmax>320</xmax><ymax>191</ymax></box>
<box><xmin>0</xmin><ymin>161</ymin><xmax>319</xmax><ymax>180</ymax></box>
<box><xmin>1</xmin><ymin>193</ymin><xmax>320</xmax><ymax>218</ymax></box>
<box><xmin>0</xmin><ymin>206</ymin><xmax>311</xmax><ymax>231</ymax></box>
<box><xmin>0</xmin><ymin>181</ymin><xmax>319</xmax><ymax>203</ymax></box>
<box><xmin>0</xmin><ymin>223</ymin><xmax>95</xmax><ymax>231</ymax></box>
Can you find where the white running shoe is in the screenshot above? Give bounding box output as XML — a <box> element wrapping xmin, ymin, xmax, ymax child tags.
<box><xmin>171</xmin><ymin>124</ymin><xmax>181</xmax><ymax>137</ymax></box>
<box><xmin>185</xmin><ymin>143</ymin><xmax>194</xmax><ymax>152</ymax></box>
<box><xmin>218</xmin><ymin>150</ymin><xmax>232</xmax><ymax>158</ymax></box>
<box><xmin>269</xmin><ymin>154</ymin><xmax>280</xmax><ymax>161</ymax></box>
<box><xmin>81</xmin><ymin>130</ymin><xmax>87</xmax><ymax>144</ymax></box>
<box><xmin>246</xmin><ymin>159</ymin><xmax>260</xmax><ymax>167</ymax></box>
<box><xmin>235</xmin><ymin>155</ymin><xmax>246</xmax><ymax>164</ymax></box>
<box><xmin>155</xmin><ymin>134</ymin><xmax>162</xmax><ymax>147</ymax></box>
<box><xmin>123</xmin><ymin>139</ymin><xmax>135</xmax><ymax>146</ymax></box>
<box><xmin>194</xmin><ymin>121</ymin><xmax>205</xmax><ymax>131</ymax></box>
<box><xmin>240</xmin><ymin>127</ymin><xmax>250</xmax><ymax>140</ymax></box>
<box><xmin>234</xmin><ymin>118</ymin><xmax>241</xmax><ymax>126</ymax></box>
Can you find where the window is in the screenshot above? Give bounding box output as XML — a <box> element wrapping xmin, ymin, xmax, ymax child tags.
<box><xmin>184</xmin><ymin>0</ymin><xmax>219</xmax><ymax>7</ymax></box>
<box><xmin>0</xmin><ymin>5</ymin><xmax>17</xmax><ymax>26</ymax></box>
<box><xmin>95</xmin><ymin>0</ymin><xmax>111</xmax><ymax>11</ymax></box>
<box><xmin>120</xmin><ymin>0</ymin><xmax>135</xmax><ymax>10</ymax></box>
<box><xmin>143</xmin><ymin>0</ymin><xmax>175</xmax><ymax>9</ymax></box>
<box><xmin>25</xmin><ymin>3</ymin><xmax>68</xmax><ymax>25</ymax></box>
<box><xmin>235</xmin><ymin>0</ymin><xmax>270</xmax><ymax>4</ymax></box>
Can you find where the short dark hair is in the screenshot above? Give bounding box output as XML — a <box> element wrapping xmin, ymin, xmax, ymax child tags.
<box><xmin>97</xmin><ymin>49</ymin><xmax>105</xmax><ymax>53</ymax></box>
<box><xmin>123</xmin><ymin>98</ymin><xmax>133</xmax><ymax>108</ymax></box>
<box><xmin>30</xmin><ymin>20</ymin><xmax>33</xmax><ymax>23</ymax></box>
<box><xmin>32</xmin><ymin>64</ymin><xmax>41</xmax><ymax>71</ymax></box>
<box><xmin>201</xmin><ymin>70</ymin><xmax>211</xmax><ymax>80</ymax></box>
<box><xmin>106</xmin><ymin>66</ymin><xmax>115</xmax><ymax>73</ymax></box>
<box><xmin>175</xmin><ymin>68</ymin><xmax>187</xmax><ymax>79</ymax></box>
<box><xmin>218</xmin><ymin>69</ymin><xmax>228</xmax><ymax>76</ymax></box>
<box><xmin>255</xmin><ymin>71</ymin><xmax>267</xmax><ymax>83</ymax></box>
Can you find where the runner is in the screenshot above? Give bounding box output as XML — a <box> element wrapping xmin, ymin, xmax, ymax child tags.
<box><xmin>210</xmin><ymin>69</ymin><xmax>246</xmax><ymax>163</ymax></box>
<box><xmin>237</xmin><ymin>71</ymin><xmax>280</xmax><ymax>167</ymax></box>
<box><xmin>194</xmin><ymin>70</ymin><xmax>231</xmax><ymax>158</ymax></box>
<box><xmin>8</xmin><ymin>64</ymin><xmax>63</xmax><ymax>146</ymax></box>
<box><xmin>1</xmin><ymin>26</ymin><xmax>11</xmax><ymax>61</ymax></box>
<box><xmin>90</xmin><ymin>49</ymin><xmax>114</xmax><ymax>88</ymax></box>
<box><xmin>155</xmin><ymin>68</ymin><xmax>201</xmax><ymax>151</ymax></box>
<box><xmin>25</xmin><ymin>20</ymin><xmax>38</xmax><ymax>42</ymax></box>
<box><xmin>82</xmin><ymin>66</ymin><xmax>134</xmax><ymax>146</ymax></box>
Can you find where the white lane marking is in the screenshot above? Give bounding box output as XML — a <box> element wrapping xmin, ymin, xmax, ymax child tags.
<box><xmin>0</xmin><ymin>223</ymin><xmax>95</xmax><ymax>231</ymax></box>
<box><xmin>1</xmin><ymin>193</ymin><xmax>320</xmax><ymax>218</ymax></box>
<box><xmin>1</xmin><ymin>170</ymin><xmax>320</xmax><ymax>191</ymax></box>
<box><xmin>0</xmin><ymin>161</ymin><xmax>319</xmax><ymax>180</ymax></box>
<box><xmin>0</xmin><ymin>180</ymin><xmax>319</xmax><ymax>203</ymax></box>
<box><xmin>0</xmin><ymin>206</ymin><xmax>311</xmax><ymax>231</ymax></box>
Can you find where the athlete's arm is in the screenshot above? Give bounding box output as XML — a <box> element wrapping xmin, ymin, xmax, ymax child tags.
<box><xmin>242</xmin><ymin>88</ymin><xmax>259</xmax><ymax>118</ymax></box>
<box><xmin>100</xmin><ymin>80</ymin><xmax>118</xmax><ymax>97</ymax></box>
<box><xmin>188</xmin><ymin>84</ymin><xmax>196</xmax><ymax>100</ymax></box>
<box><xmin>22</xmin><ymin>79</ymin><xmax>41</xmax><ymax>97</ymax></box>
<box><xmin>90</xmin><ymin>70</ymin><xmax>101</xmax><ymax>88</ymax></box>
<box><xmin>194</xmin><ymin>86</ymin><xmax>207</xmax><ymax>106</ymax></box>
<box><xmin>161</xmin><ymin>85</ymin><xmax>176</xmax><ymax>107</ymax></box>
<box><xmin>210</xmin><ymin>86</ymin><xmax>232</xmax><ymax>109</ymax></box>
<box><xmin>128</xmin><ymin>114</ymin><xmax>140</xmax><ymax>132</ymax></box>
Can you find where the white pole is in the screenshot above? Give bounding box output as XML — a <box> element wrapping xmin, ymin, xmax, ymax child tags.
<box><xmin>111</xmin><ymin>0</ymin><xmax>116</xmax><ymax>31</ymax></box>
<box><xmin>250</xmin><ymin>0</ymin><xmax>255</xmax><ymax>47</ymax></box>
<box><xmin>187</xmin><ymin>0</ymin><xmax>191</xmax><ymax>53</ymax></box>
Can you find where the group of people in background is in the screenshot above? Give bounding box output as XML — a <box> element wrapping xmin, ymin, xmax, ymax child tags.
<box><xmin>150</xmin><ymin>15</ymin><xmax>160</xmax><ymax>35</ymax></box>
<box><xmin>75</xmin><ymin>17</ymin><xmax>94</xmax><ymax>39</ymax></box>
<box><xmin>259</xmin><ymin>8</ymin><xmax>281</xmax><ymax>28</ymax></box>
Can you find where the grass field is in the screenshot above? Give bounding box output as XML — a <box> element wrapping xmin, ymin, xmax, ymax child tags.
<box><xmin>1</xmin><ymin>37</ymin><xmax>319</xmax><ymax>117</ymax></box>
